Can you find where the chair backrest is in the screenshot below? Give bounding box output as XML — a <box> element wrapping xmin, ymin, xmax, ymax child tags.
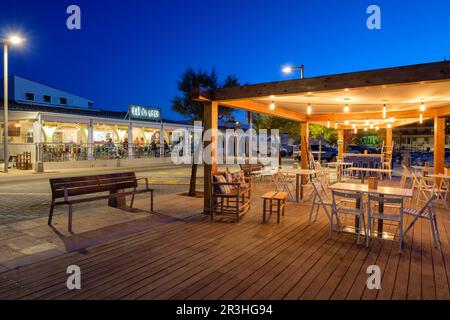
<box><xmin>417</xmin><ymin>194</ymin><xmax>437</xmax><ymax>215</ymax></box>
<box><xmin>368</xmin><ymin>193</ymin><xmax>403</xmax><ymax>206</ymax></box>
<box><xmin>50</xmin><ymin>172</ymin><xmax>137</xmax><ymax>199</ymax></box>
<box><xmin>331</xmin><ymin>189</ymin><xmax>363</xmax><ymax>211</ymax></box>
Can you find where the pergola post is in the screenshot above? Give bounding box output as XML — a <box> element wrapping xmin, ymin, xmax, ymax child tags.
<box><xmin>338</xmin><ymin>129</ymin><xmax>344</xmax><ymax>160</ymax></box>
<box><xmin>434</xmin><ymin>116</ymin><xmax>445</xmax><ymax>174</ymax></box>
<box><xmin>203</xmin><ymin>101</ymin><xmax>218</xmax><ymax>214</ymax></box>
<box><xmin>300</xmin><ymin>121</ymin><xmax>308</xmax><ymax>170</ymax></box>
<box><xmin>386</xmin><ymin>127</ymin><xmax>393</xmax><ymax>152</ymax></box>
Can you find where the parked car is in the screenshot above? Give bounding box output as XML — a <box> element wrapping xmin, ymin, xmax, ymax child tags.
<box><xmin>346</xmin><ymin>145</ymin><xmax>380</xmax><ymax>154</ymax></box>
<box><xmin>293</xmin><ymin>145</ymin><xmax>337</xmax><ymax>162</ymax></box>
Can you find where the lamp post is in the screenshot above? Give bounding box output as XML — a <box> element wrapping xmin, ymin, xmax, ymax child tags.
<box><xmin>2</xmin><ymin>35</ymin><xmax>25</xmax><ymax>173</ymax></box>
<box><xmin>282</xmin><ymin>65</ymin><xmax>305</xmax><ymax>79</ymax></box>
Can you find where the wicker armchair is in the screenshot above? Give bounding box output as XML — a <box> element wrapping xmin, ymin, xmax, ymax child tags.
<box><xmin>211</xmin><ymin>172</ymin><xmax>252</xmax><ymax>222</ymax></box>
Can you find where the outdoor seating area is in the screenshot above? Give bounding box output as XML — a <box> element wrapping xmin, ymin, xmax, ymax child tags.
<box><xmin>1</xmin><ymin>174</ymin><xmax>450</xmax><ymax>300</ymax></box>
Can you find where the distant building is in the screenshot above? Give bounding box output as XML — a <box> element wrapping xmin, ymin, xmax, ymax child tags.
<box><xmin>393</xmin><ymin>119</ymin><xmax>450</xmax><ymax>152</ymax></box>
<box><xmin>1</xmin><ymin>76</ymin><xmax>94</xmax><ymax>109</ymax></box>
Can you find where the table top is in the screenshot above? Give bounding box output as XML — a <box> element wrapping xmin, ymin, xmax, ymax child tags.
<box><xmin>281</xmin><ymin>169</ymin><xmax>317</xmax><ymax>175</ymax></box>
<box><xmin>261</xmin><ymin>191</ymin><xmax>288</xmax><ymax>200</ymax></box>
<box><xmin>343</xmin><ymin>153</ymin><xmax>383</xmax><ymax>158</ymax></box>
<box><xmin>428</xmin><ymin>173</ymin><xmax>450</xmax><ymax>179</ymax></box>
<box><xmin>329</xmin><ymin>182</ymin><xmax>413</xmax><ymax>198</ymax></box>
<box><xmin>345</xmin><ymin>167</ymin><xmax>392</xmax><ymax>173</ymax></box>
<box><xmin>327</xmin><ymin>162</ymin><xmax>353</xmax><ymax>166</ymax></box>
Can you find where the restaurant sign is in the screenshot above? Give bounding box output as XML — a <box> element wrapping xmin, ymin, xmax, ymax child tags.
<box><xmin>129</xmin><ymin>104</ymin><xmax>161</xmax><ymax>121</ymax></box>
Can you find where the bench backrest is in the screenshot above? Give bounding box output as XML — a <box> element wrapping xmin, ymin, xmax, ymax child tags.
<box><xmin>50</xmin><ymin>172</ymin><xmax>137</xmax><ymax>199</ymax></box>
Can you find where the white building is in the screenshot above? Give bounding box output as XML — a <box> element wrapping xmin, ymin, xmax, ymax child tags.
<box><xmin>1</xmin><ymin>76</ymin><xmax>195</xmax><ymax>170</ymax></box>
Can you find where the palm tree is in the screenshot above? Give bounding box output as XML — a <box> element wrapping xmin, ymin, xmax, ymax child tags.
<box><xmin>172</xmin><ymin>68</ymin><xmax>240</xmax><ymax>196</ymax></box>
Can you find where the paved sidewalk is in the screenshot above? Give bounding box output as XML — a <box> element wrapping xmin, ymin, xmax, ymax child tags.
<box><xmin>0</xmin><ymin>186</ymin><xmax>204</xmax><ymax>270</ymax></box>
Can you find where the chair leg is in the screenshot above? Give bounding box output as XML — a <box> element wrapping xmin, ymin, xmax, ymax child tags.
<box><xmin>48</xmin><ymin>199</ymin><xmax>55</xmax><ymax>226</ymax></box>
<box><xmin>308</xmin><ymin>194</ymin><xmax>317</xmax><ymax>225</ymax></box>
<box><xmin>314</xmin><ymin>204</ymin><xmax>320</xmax><ymax>222</ymax></box>
<box><xmin>356</xmin><ymin>215</ymin><xmax>361</xmax><ymax>245</ymax></box>
<box><xmin>329</xmin><ymin>211</ymin><xmax>334</xmax><ymax>239</ymax></box>
<box><xmin>429</xmin><ymin>213</ymin><xmax>438</xmax><ymax>247</ymax></box>
<box><xmin>366</xmin><ymin>214</ymin><xmax>370</xmax><ymax>248</ymax></box>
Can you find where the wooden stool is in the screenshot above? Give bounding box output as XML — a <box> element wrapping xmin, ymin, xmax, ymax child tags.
<box><xmin>261</xmin><ymin>191</ymin><xmax>288</xmax><ymax>223</ymax></box>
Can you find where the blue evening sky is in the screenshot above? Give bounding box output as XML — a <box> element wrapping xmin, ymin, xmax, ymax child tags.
<box><xmin>1</xmin><ymin>0</ymin><xmax>449</xmax><ymax>122</ymax></box>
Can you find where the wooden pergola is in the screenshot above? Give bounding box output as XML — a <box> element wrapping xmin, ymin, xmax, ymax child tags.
<box><xmin>196</xmin><ymin>61</ymin><xmax>450</xmax><ymax>213</ymax></box>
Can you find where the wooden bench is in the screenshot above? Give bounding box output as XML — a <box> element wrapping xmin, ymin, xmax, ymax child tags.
<box><xmin>261</xmin><ymin>191</ymin><xmax>288</xmax><ymax>223</ymax></box>
<box><xmin>48</xmin><ymin>172</ymin><xmax>154</xmax><ymax>232</ymax></box>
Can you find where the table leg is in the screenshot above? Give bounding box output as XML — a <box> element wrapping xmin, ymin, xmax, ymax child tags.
<box><xmin>296</xmin><ymin>175</ymin><xmax>300</xmax><ymax>202</ymax></box>
<box><xmin>378</xmin><ymin>195</ymin><xmax>384</xmax><ymax>238</ymax></box>
<box><xmin>277</xmin><ymin>199</ymin><xmax>281</xmax><ymax>223</ymax></box>
<box><xmin>263</xmin><ymin>199</ymin><xmax>266</xmax><ymax>223</ymax></box>
<box><xmin>355</xmin><ymin>197</ymin><xmax>361</xmax><ymax>233</ymax></box>
<box><xmin>361</xmin><ymin>171</ymin><xmax>366</xmax><ymax>184</ymax></box>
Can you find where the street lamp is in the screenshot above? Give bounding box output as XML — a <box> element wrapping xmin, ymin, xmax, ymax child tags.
<box><xmin>2</xmin><ymin>34</ymin><xmax>25</xmax><ymax>173</ymax></box>
<box><xmin>282</xmin><ymin>65</ymin><xmax>305</xmax><ymax>79</ymax></box>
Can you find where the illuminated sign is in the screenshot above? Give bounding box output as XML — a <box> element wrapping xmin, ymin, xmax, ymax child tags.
<box><xmin>129</xmin><ymin>104</ymin><xmax>161</xmax><ymax>121</ymax></box>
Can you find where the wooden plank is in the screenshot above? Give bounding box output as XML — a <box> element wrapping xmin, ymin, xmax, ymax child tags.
<box><xmin>434</xmin><ymin>117</ymin><xmax>445</xmax><ymax>175</ymax></box>
<box><xmin>213</xmin><ymin>61</ymin><xmax>450</xmax><ymax>101</ymax></box>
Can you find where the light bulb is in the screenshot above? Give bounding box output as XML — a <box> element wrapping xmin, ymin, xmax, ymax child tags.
<box><xmin>269</xmin><ymin>102</ymin><xmax>275</xmax><ymax>110</ymax></box>
<box><xmin>420</xmin><ymin>113</ymin><xmax>423</xmax><ymax>124</ymax></box>
<box><xmin>327</xmin><ymin>120</ymin><xmax>330</xmax><ymax>129</ymax></box>
<box><xmin>420</xmin><ymin>103</ymin><xmax>426</xmax><ymax>112</ymax></box>
<box><xmin>383</xmin><ymin>105</ymin><xmax>387</xmax><ymax>119</ymax></box>
<box><xmin>307</xmin><ymin>104</ymin><xmax>312</xmax><ymax>115</ymax></box>
<box><xmin>344</xmin><ymin>104</ymin><xmax>350</xmax><ymax>112</ymax></box>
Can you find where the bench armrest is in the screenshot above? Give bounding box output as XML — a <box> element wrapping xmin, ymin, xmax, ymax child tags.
<box><xmin>136</xmin><ymin>177</ymin><xmax>150</xmax><ymax>190</ymax></box>
<box><xmin>212</xmin><ymin>182</ymin><xmax>240</xmax><ymax>187</ymax></box>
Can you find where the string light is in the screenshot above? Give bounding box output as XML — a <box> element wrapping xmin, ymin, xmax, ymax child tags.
<box><xmin>344</xmin><ymin>104</ymin><xmax>350</xmax><ymax>112</ymax></box>
<box><xmin>269</xmin><ymin>102</ymin><xmax>275</xmax><ymax>110</ymax></box>
<box><xmin>307</xmin><ymin>104</ymin><xmax>312</xmax><ymax>115</ymax></box>
<box><xmin>334</xmin><ymin>123</ymin><xmax>338</xmax><ymax>130</ymax></box>
<box><xmin>387</xmin><ymin>123</ymin><xmax>392</xmax><ymax>128</ymax></box>
<box><xmin>327</xmin><ymin>120</ymin><xmax>330</xmax><ymax>128</ymax></box>
<box><xmin>352</xmin><ymin>124</ymin><xmax>356</xmax><ymax>129</ymax></box>
<box><xmin>375</xmin><ymin>126</ymin><xmax>379</xmax><ymax>131</ymax></box>
<box><xmin>420</xmin><ymin>113</ymin><xmax>423</xmax><ymax>124</ymax></box>
<box><xmin>370</xmin><ymin>123</ymin><xmax>374</xmax><ymax>129</ymax></box>
<box><xmin>345</xmin><ymin>120</ymin><xmax>349</xmax><ymax>125</ymax></box>
<box><xmin>364</xmin><ymin>128</ymin><xmax>368</xmax><ymax>131</ymax></box>
<box><xmin>383</xmin><ymin>105</ymin><xmax>387</xmax><ymax>119</ymax></box>
<box><xmin>354</xmin><ymin>128</ymin><xmax>357</xmax><ymax>134</ymax></box>
<box><xmin>420</xmin><ymin>102</ymin><xmax>426</xmax><ymax>112</ymax></box>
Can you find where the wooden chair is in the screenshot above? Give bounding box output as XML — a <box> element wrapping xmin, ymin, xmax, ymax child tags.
<box><xmin>367</xmin><ymin>194</ymin><xmax>404</xmax><ymax>251</ymax></box>
<box><xmin>211</xmin><ymin>172</ymin><xmax>252</xmax><ymax>222</ymax></box>
<box><xmin>330</xmin><ymin>190</ymin><xmax>366</xmax><ymax>245</ymax></box>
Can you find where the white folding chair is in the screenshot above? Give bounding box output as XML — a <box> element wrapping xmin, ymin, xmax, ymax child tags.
<box><xmin>330</xmin><ymin>190</ymin><xmax>366</xmax><ymax>245</ymax></box>
<box><xmin>309</xmin><ymin>181</ymin><xmax>332</xmax><ymax>224</ymax></box>
<box><xmin>403</xmin><ymin>195</ymin><xmax>440</xmax><ymax>248</ymax></box>
<box><xmin>367</xmin><ymin>194</ymin><xmax>404</xmax><ymax>251</ymax></box>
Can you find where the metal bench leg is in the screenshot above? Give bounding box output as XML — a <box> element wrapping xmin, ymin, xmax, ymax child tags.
<box><xmin>68</xmin><ymin>204</ymin><xmax>73</xmax><ymax>233</ymax></box>
<box><xmin>150</xmin><ymin>190</ymin><xmax>154</xmax><ymax>212</ymax></box>
<box><xmin>130</xmin><ymin>194</ymin><xmax>135</xmax><ymax>209</ymax></box>
<box><xmin>48</xmin><ymin>199</ymin><xmax>55</xmax><ymax>226</ymax></box>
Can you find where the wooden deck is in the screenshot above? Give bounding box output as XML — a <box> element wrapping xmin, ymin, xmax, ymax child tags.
<box><xmin>1</xmin><ymin>180</ymin><xmax>450</xmax><ymax>300</ymax></box>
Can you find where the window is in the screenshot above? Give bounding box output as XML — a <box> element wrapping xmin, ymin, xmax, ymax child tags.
<box><xmin>59</xmin><ymin>97</ymin><xmax>67</xmax><ymax>105</ymax></box>
<box><xmin>43</xmin><ymin>95</ymin><xmax>52</xmax><ymax>103</ymax></box>
<box><xmin>25</xmin><ymin>93</ymin><xmax>34</xmax><ymax>101</ymax></box>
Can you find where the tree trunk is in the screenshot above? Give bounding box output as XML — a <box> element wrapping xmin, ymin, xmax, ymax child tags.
<box><xmin>188</xmin><ymin>163</ymin><xmax>198</xmax><ymax>196</ymax></box>
<box><xmin>318</xmin><ymin>139</ymin><xmax>322</xmax><ymax>163</ymax></box>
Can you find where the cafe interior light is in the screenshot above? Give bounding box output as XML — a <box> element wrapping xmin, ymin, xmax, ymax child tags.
<box><xmin>387</xmin><ymin>123</ymin><xmax>392</xmax><ymax>128</ymax></box>
<box><xmin>420</xmin><ymin>102</ymin><xmax>426</xmax><ymax>112</ymax></box>
<box><xmin>334</xmin><ymin>123</ymin><xmax>338</xmax><ymax>130</ymax></box>
<box><xmin>269</xmin><ymin>102</ymin><xmax>276</xmax><ymax>110</ymax></box>
<box><xmin>354</xmin><ymin>128</ymin><xmax>357</xmax><ymax>134</ymax></box>
<box><xmin>307</xmin><ymin>104</ymin><xmax>312</xmax><ymax>115</ymax></box>
<box><xmin>344</xmin><ymin>104</ymin><xmax>350</xmax><ymax>112</ymax></box>
<box><xmin>375</xmin><ymin>126</ymin><xmax>379</xmax><ymax>131</ymax></box>
<box><xmin>370</xmin><ymin>123</ymin><xmax>374</xmax><ymax>129</ymax></box>
<box><xmin>345</xmin><ymin>120</ymin><xmax>349</xmax><ymax>125</ymax></box>
<box><xmin>420</xmin><ymin>113</ymin><xmax>423</xmax><ymax>124</ymax></box>
<box><xmin>364</xmin><ymin>128</ymin><xmax>368</xmax><ymax>131</ymax></box>
<box><xmin>327</xmin><ymin>120</ymin><xmax>330</xmax><ymax>128</ymax></box>
<box><xmin>383</xmin><ymin>105</ymin><xmax>387</xmax><ymax>119</ymax></box>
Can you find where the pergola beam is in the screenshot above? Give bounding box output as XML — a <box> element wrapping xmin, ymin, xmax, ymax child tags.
<box><xmin>218</xmin><ymin>99</ymin><xmax>307</xmax><ymax>122</ymax></box>
<box><xmin>307</xmin><ymin>105</ymin><xmax>450</xmax><ymax>123</ymax></box>
<box><xmin>213</xmin><ymin>61</ymin><xmax>450</xmax><ymax>101</ymax></box>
